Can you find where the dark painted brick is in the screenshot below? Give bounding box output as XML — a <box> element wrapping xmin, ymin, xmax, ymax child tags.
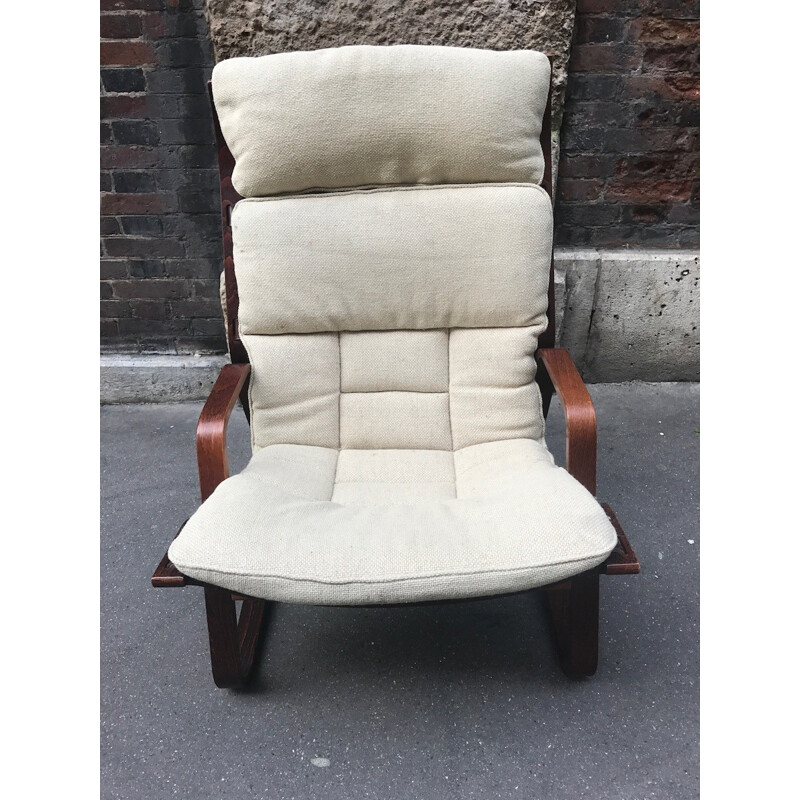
<box><xmin>132</xmin><ymin>301</ymin><xmax>168</xmax><ymax>320</ymax></box>
<box><xmin>564</xmin><ymin>74</ymin><xmax>621</xmax><ymax>102</ymax></box>
<box><xmin>100</xmin><ymin>122</ymin><xmax>112</xmax><ymax>144</ymax></box>
<box><xmin>157</xmin><ymin>119</ymin><xmax>214</xmax><ymax>145</ymax></box>
<box><xmin>120</xmin><ymin>215</ymin><xmax>163</xmax><ymax>235</ymax></box>
<box><xmin>666</xmin><ymin>203</ymin><xmax>700</xmax><ymax>225</ymax></box>
<box><xmin>126</xmin><ymin>259</ymin><xmax>167</xmax><ymax>278</ymax></box>
<box><xmin>100</xmin><ymin>282</ymin><xmax>113</xmax><ymax>299</ymax></box>
<box><xmin>574</xmin><ymin>15</ymin><xmax>628</xmax><ymax>44</ymax></box>
<box><xmin>112</xmin><ymin>171</ymin><xmax>156</xmax><ymax>193</ymax></box>
<box><xmin>178</xmin><ymin>145</ymin><xmax>216</xmax><ymax>169</ymax></box>
<box><xmin>557</xmin><ymin>178</ymin><xmax>604</xmax><ymax>202</ymax></box>
<box><xmin>190</xmin><ymin>279</ymin><xmax>222</xmax><ymax>299</ymax></box>
<box><xmin>118</xmin><ymin>318</ymin><xmax>193</xmax><ymax>336</ymax></box>
<box><xmin>101</xmin><ymin>300</ymin><xmax>133</xmax><ymax>319</ymax></box>
<box><xmin>104</xmin><ymin>237</ymin><xmax>184</xmax><ymax>258</ymax></box>
<box><xmin>162</xmin><ymin>258</ymin><xmax>219</xmax><ymax>279</ymax></box>
<box><xmin>100</xmin><ymin>172</ymin><xmax>113</xmax><ymax>192</ymax></box>
<box><xmin>562</xmin><ymin>126</ymin><xmax>605</xmax><ymax>152</ymax></box>
<box><xmin>101</xmin><ymin>217</ymin><xmax>120</xmax><ymax>236</ymax></box>
<box><xmin>101</xmin><ymin>320</ymin><xmax>119</xmax><ymax>337</ymax></box>
<box><xmin>112</xmin><ymin>279</ymin><xmax>188</xmax><ymax>300</ymax></box>
<box><xmin>100</xmin><ymin>0</ymin><xmax>163</xmax><ymax>9</ymax></box>
<box><xmin>101</xmin><ymin>261</ymin><xmax>128</xmax><ymax>280</ymax></box>
<box><xmin>111</xmin><ymin>120</ymin><xmax>160</xmax><ymax>146</ymax></box>
<box><xmin>555</xmin><ymin>204</ymin><xmax>622</xmax><ymax>226</ymax></box>
<box><xmin>182</xmin><ymin>237</ymin><xmax>222</xmax><ymax>259</ymax></box>
<box><xmin>174</xmin><ymin>336</ymin><xmax>227</xmax><ymax>354</ymax></box>
<box><xmin>170</xmin><ymin>298</ymin><xmax>222</xmax><ymax>316</ymax></box>
<box><xmin>178</xmin><ymin>191</ymin><xmax>217</xmax><ymax>214</ymax></box>
<box><xmin>146</xmin><ymin>68</ymin><xmax>211</xmax><ymax>95</ymax></box>
<box><xmin>158</xmin><ymin>38</ymin><xmax>208</xmax><ymax>67</ymax></box>
<box><xmin>101</xmin><ymin>67</ymin><xmax>145</xmax><ymax>93</ymax></box>
<box><xmin>100</xmin><ymin>13</ymin><xmax>142</xmax><ymax>39</ymax></box>
<box><xmin>558</xmin><ymin>154</ymin><xmax>618</xmax><ymax>179</ymax></box>
<box><xmin>191</xmin><ymin>318</ymin><xmax>225</xmax><ymax>336</ymax></box>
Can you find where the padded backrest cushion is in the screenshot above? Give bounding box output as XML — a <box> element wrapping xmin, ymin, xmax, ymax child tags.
<box><xmin>213</xmin><ymin>46</ymin><xmax>554</xmax><ymax>453</ymax></box>
<box><xmin>212</xmin><ymin>45</ymin><xmax>551</xmax><ymax>196</ymax></box>
<box><xmin>233</xmin><ymin>183</ymin><xmax>552</xmax><ymax>335</ymax></box>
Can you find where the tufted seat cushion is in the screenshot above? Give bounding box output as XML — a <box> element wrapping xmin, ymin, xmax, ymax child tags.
<box><xmin>168</xmin><ymin>439</ymin><xmax>617</xmax><ymax>605</ymax></box>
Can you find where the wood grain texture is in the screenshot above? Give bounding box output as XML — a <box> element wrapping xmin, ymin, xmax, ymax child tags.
<box><xmin>536</xmin><ymin>347</ymin><xmax>597</xmax><ymax>494</ymax></box>
<box><xmin>203</xmin><ymin>586</ymin><xmax>270</xmax><ymax>688</ymax></box>
<box><xmin>544</xmin><ymin>569</ymin><xmax>600</xmax><ymax>678</ymax></box>
<box><xmin>197</xmin><ymin>363</ymin><xmax>251</xmax><ymax>502</ymax></box>
<box><xmin>601</xmin><ymin>503</ymin><xmax>641</xmax><ymax>575</ymax></box>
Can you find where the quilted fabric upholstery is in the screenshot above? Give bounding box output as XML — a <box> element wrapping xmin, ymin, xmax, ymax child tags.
<box><xmin>167</xmin><ymin>45</ymin><xmax>618</xmax><ymax>604</ymax></box>
<box><xmin>168</xmin><ymin>441</ymin><xmax>618</xmax><ymax>604</ymax></box>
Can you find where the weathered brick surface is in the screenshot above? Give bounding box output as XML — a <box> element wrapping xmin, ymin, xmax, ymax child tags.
<box><xmin>100</xmin><ymin>0</ymin><xmax>224</xmax><ymax>353</ymax></box>
<box><xmin>556</xmin><ymin>0</ymin><xmax>700</xmax><ymax>247</ymax></box>
<box><xmin>100</xmin><ymin>0</ymin><xmax>700</xmax><ymax>354</ymax></box>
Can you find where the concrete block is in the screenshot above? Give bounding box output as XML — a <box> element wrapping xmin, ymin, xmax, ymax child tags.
<box><xmin>101</xmin><ymin>354</ymin><xmax>229</xmax><ymax>403</ymax></box>
<box><xmin>580</xmin><ymin>250</ymin><xmax>699</xmax><ymax>382</ymax></box>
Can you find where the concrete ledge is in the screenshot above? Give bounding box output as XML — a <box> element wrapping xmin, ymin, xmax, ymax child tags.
<box><xmin>100</xmin><ymin>248</ymin><xmax>699</xmax><ymax>403</ymax></box>
<box><xmin>101</xmin><ymin>354</ymin><xmax>230</xmax><ymax>404</ymax></box>
<box><xmin>555</xmin><ymin>248</ymin><xmax>699</xmax><ymax>382</ymax></box>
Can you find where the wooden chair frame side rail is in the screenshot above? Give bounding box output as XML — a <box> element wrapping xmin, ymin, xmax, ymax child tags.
<box><xmin>152</xmin><ymin>65</ymin><xmax>639</xmax><ymax>689</ymax></box>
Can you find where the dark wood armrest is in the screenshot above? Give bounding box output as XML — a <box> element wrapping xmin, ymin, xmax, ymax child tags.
<box><xmin>536</xmin><ymin>348</ymin><xmax>597</xmax><ymax>494</ymax></box>
<box><xmin>197</xmin><ymin>363</ymin><xmax>251</xmax><ymax>501</ymax></box>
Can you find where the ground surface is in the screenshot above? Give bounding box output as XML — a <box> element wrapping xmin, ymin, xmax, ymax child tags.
<box><xmin>101</xmin><ymin>383</ymin><xmax>699</xmax><ymax>800</ymax></box>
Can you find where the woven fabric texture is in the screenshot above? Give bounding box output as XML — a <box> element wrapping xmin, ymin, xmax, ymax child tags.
<box><xmin>169</xmin><ymin>440</ymin><xmax>617</xmax><ymax>604</ymax></box>
<box><xmin>212</xmin><ymin>45</ymin><xmax>551</xmax><ymax>196</ymax></box>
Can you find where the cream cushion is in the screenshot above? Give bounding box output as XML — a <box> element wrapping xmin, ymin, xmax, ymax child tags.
<box><xmin>166</xmin><ymin>46</ymin><xmax>619</xmax><ymax>605</ymax></box>
<box><xmin>212</xmin><ymin>45</ymin><xmax>551</xmax><ymax>196</ymax></box>
<box><xmin>168</xmin><ymin>440</ymin><xmax>617</xmax><ymax>605</ymax></box>
<box><xmin>233</xmin><ymin>184</ymin><xmax>553</xmax><ymax>335</ymax></box>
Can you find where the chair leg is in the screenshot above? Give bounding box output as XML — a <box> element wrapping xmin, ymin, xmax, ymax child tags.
<box><xmin>203</xmin><ymin>586</ymin><xmax>269</xmax><ymax>688</ymax></box>
<box><xmin>543</xmin><ymin>570</ymin><xmax>600</xmax><ymax>678</ymax></box>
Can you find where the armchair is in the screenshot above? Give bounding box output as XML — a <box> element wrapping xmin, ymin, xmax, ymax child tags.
<box><xmin>153</xmin><ymin>45</ymin><xmax>639</xmax><ymax>688</ymax></box>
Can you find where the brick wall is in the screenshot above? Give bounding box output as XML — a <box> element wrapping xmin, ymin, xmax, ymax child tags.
<box><xmin>556</xmin><ymin>0</ymin><xmax>699</xmax><ymax>247</ymax></box>
<box><xmin>100</xmin><ymin>0</ymin><xmax>700</xmax><ymax>354</ymax></box>
<box><xmin>101</xmin><ymin>0</ymin><xmax>225</xmax><ymax>353</ymax></box>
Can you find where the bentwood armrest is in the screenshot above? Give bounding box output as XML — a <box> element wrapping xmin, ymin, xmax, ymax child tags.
<box><xmin>536</xmin><ymin>348</ymin><xmax>597</xmax><ymax>495</ymax></box>
<box><xmin>197</xmin><ymin>362</ymin><xmax>251</xmax><ymax>502</ymax></box>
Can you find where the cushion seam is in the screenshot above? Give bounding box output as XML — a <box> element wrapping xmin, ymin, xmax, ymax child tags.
<box><xmin>174</xmin><ymin>550</ymin><xmax>614</xmax><ymax>586</ymax></box>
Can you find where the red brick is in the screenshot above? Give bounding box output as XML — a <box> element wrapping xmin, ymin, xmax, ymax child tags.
<box><xmin>626</xmin><ymin>75</ymin><xmax>699</xmax><ymax>101</ymax></box>
<box><xmin>100</xmin><ymin>146</ymin><xmax>161</xmax><ymax>169</ymax></box>
<box><xmin>605</xmin><ymin>178</ymin><xmax>693</xmax><ymax>203</ymax></box>
<box><xmin>570</xmin><ymin>44</ymin><xmax>638</xmax><ymax>73</ymax></box>
<box><xmin>642</xmin><ymin>44</ymin><xmax>699</xmax><ymax>74</ymax></box>
<box><xmin>632</xmin><ymin>17</ymin><xmax>699</xmax><ymax>43</ymax></box>
<box><xmin>100</xmin><ymin>193</ymin><xmax>173</xmax><ymax>215</ymax></box>
<box><xmin>141</xmin><ymin>11</ymin><xmax>167</xmax><ymax>39</ymax></box>
<box><xmin>100</xmin><ymin>95</ymin><xmax>149</xmax><ymax>119</ymax></box>
<box><xmin>100</xmin><ymin>13</ymin><xmax>142</xmax><ymax>39</ymax></box>
<box><xmin>100</xmin><ymin>40</ymin><xmax>156</xmax><ymax>66</ymax></box>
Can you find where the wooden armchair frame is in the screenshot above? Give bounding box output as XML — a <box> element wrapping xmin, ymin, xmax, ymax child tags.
<box><xmin>152</xmin><ymin>69</ymin><xmax>639</xmax><ymax>688</ymax></box>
